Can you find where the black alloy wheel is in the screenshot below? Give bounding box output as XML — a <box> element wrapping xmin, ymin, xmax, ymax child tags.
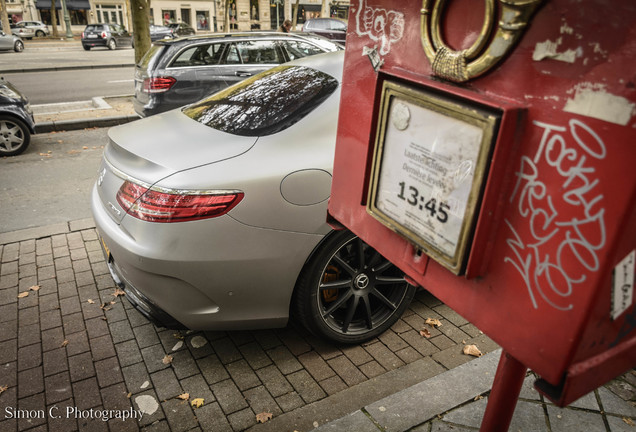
<box><xmin>294</xmin><ymin>230</ymin><xmax>415</xmax><ymax>344</ymax></box>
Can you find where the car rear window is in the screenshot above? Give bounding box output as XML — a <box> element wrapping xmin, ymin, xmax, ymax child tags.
<box><xmin>183</xmin><ymin>65</ymin><xmax>338</xmax><ymax>137</ymax></box>
<box><xmin>85</xmin><ymin>25</ymin><xmax>104</xmax><ymax>32</ymax></box>
<box><xmin>137</xmin><ymin>44</ymin><xmax>165</xmax><ymax>69</ymax></box>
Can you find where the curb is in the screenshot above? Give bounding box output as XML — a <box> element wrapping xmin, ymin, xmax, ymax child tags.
<box><xmin>34</xmin><ymin>114</ymin><xmax>139</xmax><ymax>133</ymax></box>
<box><xmin>0</xmin><ymin>217</ymin><xmax>96</xmax><ymax>245</ymax></box>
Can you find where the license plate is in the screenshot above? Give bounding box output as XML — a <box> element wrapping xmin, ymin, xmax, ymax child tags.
<box><xmin>87</xmin><ymin>34</ymin><xmax>97</xmax><ymax>38</ymax></box>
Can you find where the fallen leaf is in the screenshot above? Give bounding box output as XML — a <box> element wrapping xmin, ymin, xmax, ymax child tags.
<box><xmin>624</xmin><ymin>417</ymin><xmax>635</xmax><ymax>427</ymax></box>
<box><xmin>425</xmin><ymin>318</ymin><xmax>442</xmax><ymax>328</ymax></box>
<box><xmin>29</xmin><ymin>285</ymin><xmax>40</xmax><ymax>291</ymax></box>
<box><xmin>113</xmin><ymin>288</ymin><xmax>126</xmax><ymax>298</ymax></box>
<box><xmin>100</xmin><ymin>303</ymin><xmax>112</xmax><ymax>311</ymax></box>
<box><xmin>177</xmin><ymin>393</ymin><xmax>190</xmax><ymax>401</ymax></box>
<box><xmin>0</xmin><ymin>385</ymin><xmax>7</xmax><ymax>394</ymax></box>
<box><xmin>191</xmin><ymin>398</ymin><xmax>204</xmax><ymax>408</ymax></box>
<box><xmin>61</xmin><ymin>340</ymin><xmax>69</xmax><ymax>348</ymax></box>
<box><xmin>87</xmin><ymin>299</ymin><xmax>95</xmax><ymax>304</ymax></box>
<box><xmin>83</xmin><ymin>146</ymin><xmax>88</xmax><ymax>150</ymax></box>
<box><xmin>463</xmin><ymin>344</ymin><xmax>482</xmax><ymax>357</ymax></box>
<box><xmin>474</xmin><ymin>395</ymin><xmax>484</xmax><ymax>401</ymax></box>
<box><xmin>17</xmin><ymin>292</ymin><xmax>29</xmax><ymax>298</ymax></box>
<box><xmin>127</xmin><ymin>393</ymin><xmax>132</xmax><ymax>399</ymax></box>
<box><xmin>419</xmin><ymin>329</ymin><xmax>432</xmax><ymax>338</ymax></box>
<box><xmin>173</xmin><ymin>333</ymin><xmax>185</xmax><ymax>340</ymax></box>
<box><xmin>162</xmin><ymin>355</ymin><xmax>173</xmax><ymax>365</ymax></box>
<box><xmin>256</xmin><ymin>412</ymin><xmax>273</xmax><ymax>423</ymax></box>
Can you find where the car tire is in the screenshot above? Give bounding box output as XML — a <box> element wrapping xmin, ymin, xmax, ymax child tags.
<box><xmin>293</xmin><ymin>230</ymin><xmax>415</xmax><ymax>344</ymax></box>
<box><xmin>14</xmin><ymin>40</ymin><xmax>24</xmax><ymax>52</ymax></box>
<box><xmin>0</xmin><ymin>115</ymin><xmax>31</xmax><ymax>156</ymax></box>
<box><xmin>36</xmin><ymin>30</ymin><xmax>45</xmax><ymax>37</ymax></box>
<box><xmin>107</xmin><ymin>38</ymin><xmax>116</xmax><ymax>50</ymax></box>
<box><xmin>83</xmin><ymin>45</ymin><xmax>90</xmax><ymax>51</ymax></box>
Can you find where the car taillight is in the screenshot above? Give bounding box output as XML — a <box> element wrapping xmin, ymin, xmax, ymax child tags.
<box><xmin>116</xmin><ymin>180</ymin><xmax>244</xmax><ymax>223</ymax></box>
<box><xmin>143</xmin><ymin>77</ymin><xmax>177</xmax><ymax>93</ymax></box>
<box><xmin>81</xmin><ymin>31</ymin><xmax>85</xmax><ymax>38</ymax></box>
<box><xmin>101</xmin><ymin>31</ymin><xmax>107</xmax><ymax>38</ymax></box>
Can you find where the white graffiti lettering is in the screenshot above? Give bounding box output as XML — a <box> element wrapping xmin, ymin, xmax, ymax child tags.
<box><xmin>504</xmin><ymin>119</ymin><xmax>607</xmax><ymax>310</ymax></box>
<box><xmin>356</xmin><ymin>0</ymin><xmax>404</xmax><ymax>55</ymax></box>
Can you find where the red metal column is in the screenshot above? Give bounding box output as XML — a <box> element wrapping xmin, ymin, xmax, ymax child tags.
<box><xmin>480</xmin><ymin>351</ymin><xmax>527</xmax><ymax>431</ymax></box>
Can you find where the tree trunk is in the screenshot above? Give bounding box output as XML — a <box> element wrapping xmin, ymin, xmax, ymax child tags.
<box><xmin>50</xmin><ymin>0</ymin><xmax>59</xmax><ymax>38</ymax></box>
<box><xmin>321</xmin><ymin>0</ymin><xmax>329</xmax><ymax>18</ymax></box>
<box><xmin>130</xmin><ymin>0</ymin><xmax>151</xmax><ymax>63</ymax></box>
<box><xmin>0</xmin><ymin>0</ymin><xmax>11</xmax><ymax>38</ymax></box>
<box><xmin>291</xmin><ymin>0</ymin><xmax>299</xmax><ymax>31</ymax></box>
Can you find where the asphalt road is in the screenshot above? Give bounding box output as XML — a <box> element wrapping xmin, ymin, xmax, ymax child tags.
<box><xmin>0</xmin><ymin>128</ymin><xmax>108</xmax><ymax>233</ymax></box>
<box><xmin>3</xmin><ymin>67</ymin><xmax>135</xmax><ymax>104</ymax></box>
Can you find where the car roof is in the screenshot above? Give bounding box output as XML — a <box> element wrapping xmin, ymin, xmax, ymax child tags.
<box><xmin>154</xmin><ymin>31</ymin><xmax>336</xmax><ymax>46</ymax></box>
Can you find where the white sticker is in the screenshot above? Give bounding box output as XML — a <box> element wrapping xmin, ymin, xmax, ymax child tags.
<box><xmin>612</xmin><ymin>250</ymin><xmax>635</xmax><ymax>320</ymax></box>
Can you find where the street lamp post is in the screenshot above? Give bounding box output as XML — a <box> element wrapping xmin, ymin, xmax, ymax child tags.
<box><xmin>60</xmin><ymin>0</ymin><xmax>73</xmax><ymax>38</ymax></box>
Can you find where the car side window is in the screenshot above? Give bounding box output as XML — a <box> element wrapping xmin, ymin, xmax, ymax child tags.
<box><xmin>234</xmin><ymin>41</ymin><xmax>282</xmax><ymax>65</ymax></box>
<box><xmin>281</xmin><ymin>41</ymin><xmax>323</xmax><ymax>60</ymax></box>
<box><xmin>329</xmin><ymin>20</ymin><xmax>346</xmax><ymax>31</ymax></box>
<box><xmin>225</xmin><ymin>43</ymin><xmax>242</xmax><ymax>64</ymax></box>
<box><xmin>170</xmin><ymin>43</ymin><xmax>224</xmax><ymax>67</ymax></box>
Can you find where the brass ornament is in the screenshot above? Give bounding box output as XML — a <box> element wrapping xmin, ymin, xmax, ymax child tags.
<box><xmin>421</xmin><ymin>0</ymin><xmax>543</xmax><ymax>82</ymax></box>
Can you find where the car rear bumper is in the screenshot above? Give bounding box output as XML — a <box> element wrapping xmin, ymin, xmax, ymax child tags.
<box><xmin>82</xmin><ymin>38</ymin><xmax>108</xmax><ymax>47</ymax></box>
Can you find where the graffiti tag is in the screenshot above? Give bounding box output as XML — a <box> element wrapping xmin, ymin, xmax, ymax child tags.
<box><xmin>356</xmin><ymin>0</ymin><xmax>404</xmax><ymax>56</ymax></box>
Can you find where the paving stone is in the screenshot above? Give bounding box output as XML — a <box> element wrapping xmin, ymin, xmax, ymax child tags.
<box><xmin>180</xmin><ymin>374</ymin><xmax>215</xmax><ymax>403</ymax></box>
<box><xmin>0</xmin><ymin>386</ymin><xmax>17</xmax><ymax>420</ymax></box>
<box><xmin>110</xmin><ymin>320</ymin><xmax>136</xmax><ymax>344</ymax></box>
<box><xmin>47</xmin><ymin>398</ymin><xmax>77</xmax><ymax>432</ymax></box>
<box><xmin>43</xmin><ymin>347</ymin><xmax>68</xmax><ymax>377</ymax></box>
<box><xmin>68</xmin><ymin>352</ymin><xmax>96</xmax><ymax>382</ymax></box>
<box><xmin>18</xmin><ymin>306</ymin><xmax>39</xmax><ymax>326</ymax></box>
<box><xmin>0</xmin><ymin>287</ymin><xmax>18</xmax><ymax>306</ymax></box>
<box><xmin>395</xmin><ymin>346</ymin><xmax>423</xmax><ymax>364</ymax></box>
<box><xmin>101</xmin><ymin>381</ymin><xmax>132</xmax><ymax>411</ymax></box>
<box><xmin>76</xmin><ymin>284</ymin><xmax>99</xmax><ymax>303</ymax></box>
<box><xmin>275</xmin><ymin>391</ymin><xmax>304</xmax><ymax>413</ymax></box>
<box><xmin>56</xmin><ymin>268</ymin><xmax>75</xmax><ymax>284</ymax></box>
<box><xmin>77</xmin><ymin>416</ymin><xmax>109</xmax><ymax>432</ymax></box>
<box><xmin>211</xmin><ymin>379</ymin><xmax>249</xmax><ymax>414</ymax></box>
<box><xmin>243</xmin><ymin>385</ymin><xmax>282</xmax><ymax>417</ymax></box>
<box><xmin>89</xmin><ymin>334</ymin><xmax>116</xmax><ymax>361</ymax></box>
<box><xmin>94</xmin><ymin>356</ymin><xmax>123</xmax><ymax>388</ymax></box>
<box><xmin>141</xmin><ymin>344</ymin><xmax>171</xmax><ymax>374</ymax></box>
<box><xmin>17</xmin><ymin>343</ymin><xmax>42</xmax><ymax>372</ymax></box>
<box><xmin>278</xmin><ymin>328</ymin><xmax>312</xmax><ymax>356</ymax></box>
<box><xmin>402</xmin><ymin>313</ymin><xmax>442</xmax><ymax>337</ymax></box>
<box><xmin>287</xmin><ymin>369</ymin><xmax>327</xmax><ymax>404</ymax></box>
<box><xmin>162</xmin><ymin>398</ymin><xmax>197</xmax><ymax>432</ymax></box>
<box><xmin>0</xmin><ymin>320</ymin><xmax>17</xmax><ymax>343</ymax></box>
<box><xmin>133</xmin><ymin>324</ymin><xmax>160</xmax><ymax>349</ymax></box>
<box><xmin>197</xmin><ymin>354</ymin><xmax>230</xmax><ymax>385</ymax></box>
<box><xmin>18</xmin><ymin>322</ymin><xmax>41</xmax><ymax>348</ymax></box>
<box><xmin>298</xmin><ymin>351</ymin><xmax>335</xmax><ymax>382</ymax></box>
<box><xmin>547</xmin><ymin>405</ymin><xmax>606</xmax><ymax>432</ymax></box>
<box><xmin>84</xmin><ymin>317</ymin><xmax>109</xmax><ymax>340</ymax></box>
<box><xmin>171</xmin><ymin>349</ymin><xmax>200</xmax><ymax>380</ymax></box>
<box><xmin>126</xmin><ymin>306</ymin><xmax>150</xmax><ymax>328</ymax></box>
<box><xmin>40</xmin><ymin>309</ymin><xmax>62</xmax><ymax>331</ymax></box>
<box><xmin>132</xmin><ymin>390</ymin><xmax>165</xmax><ymax>426</ymax></box>
<box><xmin>227</xmin><ymin>359</ymin><xmax>261</xmax><ymax>391</ymax></box>
<box><xmin>62</xmin><ymin>312</ymin><xmax>86</xmax><ymax>334</ymax></box>
<box><xmin>359</xmin><ymin>360</ymin><xmax>386</xmax><ymax>379</ymax></box>
<box><xmin>122</xmin><ymin>362</ymin><xmax>153</xmax><ymax>395</ymax></box>
<box><xmin>151</xmin><ymin>368</ymin><xmax>183</xmax><ymax>401</ymax></box>
<box><xmin>72</xmin><ymin>377</ymin><xmax>102</xmax><ymax>410</ymax></box>
<box><xmin>363</xmin><ymin>342</ymin><xmax>405</xmax><ymax>371</ymax></box>
<box><xmin>0</xmin><ymin>339</ymin><xmax>17</xmax><ymax>364</ymax></box>
<box><xmin>1</xmin><ymin>360</ymin><xmax>17</xmax><ymax>388</ymax></box>
<box><xmin>319</xmin><ymin>375</ymin><xmax>348</xmax><ymax>396</ymax></box>
<box><xmin>227</xmin><ymin>407</ymin><xmax>256</xmax><ymax>431</ymax></box>
<box><xmin>36</xmin><ymin>279</ymin><xmax>58</xmax><ymax>296</ymax></box>
<box><xmin>430</xmin><ymin>334</ymin><xmax>458</xmax><ymax>351</ymax></box>
<box><xmin>327</xmin><ymin>355</ymin><xmax>366</xmax><ymax>387</ymax></box>
<box><xmin>312</xmin><ymin>410</ymin><xmax>380</xmax><ymax>432</ymax></box>
<box><xmin>58</xmin><ymin>281</ymin><xmax>78</xmax><ymax>300</ymax></box>
<box><xmin>193</xmin><ymin>401</ymin><xmax>233</xmax><ymax>432</ymax></box>
<box><xmin>45</xmin><ymin>371</ymin><xmax>73</xmax><ymax>404</ymax></box>
<box><xmin>267</xmin><ymin>346</ymin><xmax>303</xmax><ymax>375</ymax></box>
<box><xmin>400</xmin><ymin>329</ymin><xmax>441</xmax><ymax>357</ymax></box>
<box><xmin>340</xmin><ymin>345</ymin><xmax>373</xmax><ymax>366</ymax></box>
<box><xmin>38</xmin><ymin>293</ymin><xmax>59</xmax><ymax>313</ymax></box>
<box><xmin>238</xmin><ymin>342</ymin><xmax>272</xmax><ymax>370</ymax></box>
<box><xmin>37</xmin><ymin>265</ymin><xmax>56</xmax><ymax>282</ymax></box>
<box><xmin>0</xmin><ymin>304</ymin><xmax>17</xmax><ymax>323</ymax></box>
<box><xmin>255</xmin><ymin>365</ymin><xmax>293</xmax><ymax>398</ymax></box>
<box><xmin>252</xmin><ymin>330</ymin><xmax>282</xmax><ymax>351</ymax></box>
<box><xmin>210</xmin><ymin>337</ymin><xmax>242</xmax><ymax>364</ymax></box>
<box><xmin>64</xmin><ymin>330</ymin><xmax>90</xmax><ymax>357</ymax></box>
<box><xmin>17</xmin><ymin>365</ymin><xmax>43</xmax><ymax>398</ymax></box>
<box><xmin>228</xmin><ymin>330</ymin><xmax>256</xmax><ymax>347</ymax></box>
<box><xmin>16</xmin><ymin>392</ymin><xmax>47</xmax><ymax>431</ymax></box>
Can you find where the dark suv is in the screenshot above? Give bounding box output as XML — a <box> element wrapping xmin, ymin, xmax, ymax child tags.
<box><xmin>133</xmin><ymin>32</ymin><xmax>342</xmax><ymax>117</ymax></box>
<box><xmin>0</xmin><ymin>78</ymin><xmax>35</xmax><ymax>156</ymax></box>
<box><xmin>81</xmin><ymin>23</ymin><xmax>132</xmax><ymax>50</ymax></box>
<box><xmin>303</xmin><ymin>18</ymin><xmax>347</xmax><ymax>45</ymax></box>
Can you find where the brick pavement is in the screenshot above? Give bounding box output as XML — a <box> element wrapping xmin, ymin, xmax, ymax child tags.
<box><xmin>0</xmin><ymin>220</ymin><xmax>633</xmax><ymax>432</ymax></box>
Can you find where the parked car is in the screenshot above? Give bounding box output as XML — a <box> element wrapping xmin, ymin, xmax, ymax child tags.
<box><xmin>11</xmin><ymin>20</ymin><xmax>50</xmax><ymax>39</ymax></box>
<box><xmin>134</xmin><ymin>32</ymin><xmax>342</xmax><ymax>117</ymax></box>
<box><xmin>92</xmin><ymin>51</ymin><xmax>414</xmax><ymax>344</ymax></box>
<box><xmin>167</xmin><ymin>22</ymin><xmax>196</xmax><ymax>37</ymax></box>
<box><xmin>149</xmin><ymin>24</ymin><xmax>174</xmax><ymax>41</ymax></box>
<box><xmin>0</xmin><ymin>78</ymin><xmax>35</xmax><ymax>156</ymax></box>
<box><xmin>0</xmin><ymin>30</ymin><xmax>24</xmax><ymax>52</ymax></box>
<box><xmin>81</xmin><ymin>23</ymin><xmax>132</xmax><ymax>50</ymax></box>
<box><xmin>302</xmin><ymin>18</ymin><xmax>347</xmax><ymax>45</ymax></box>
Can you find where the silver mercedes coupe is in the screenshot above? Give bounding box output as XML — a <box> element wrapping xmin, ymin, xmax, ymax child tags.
<box><xmin>91</xmin><ymin>51</ymin><xmax>415</xmax><ymax>344</ymax></box>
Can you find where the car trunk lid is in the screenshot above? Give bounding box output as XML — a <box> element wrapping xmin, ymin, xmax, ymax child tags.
<box><xmin>97</xmin><ymin>109</ymin><xmax>258</xmax><ymax>224</ymax></box>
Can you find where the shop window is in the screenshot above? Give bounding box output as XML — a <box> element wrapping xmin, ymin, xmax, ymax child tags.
<box><xmin>196</xmin><ymin>10</ymin><xmax>209</xmax><ymax>30</ymax></box>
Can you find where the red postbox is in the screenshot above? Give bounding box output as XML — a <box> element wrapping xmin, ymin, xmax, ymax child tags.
<box><xmin>328</xmin><ymin>0</ymin><xmax>636</xmax><ymax>428</ymax></box>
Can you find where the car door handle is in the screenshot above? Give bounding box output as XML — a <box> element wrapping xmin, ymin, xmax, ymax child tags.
<box><xmin>235</xmin><ymin>71</ymin><xmax>252</xmax><ymax>77</ymax></box>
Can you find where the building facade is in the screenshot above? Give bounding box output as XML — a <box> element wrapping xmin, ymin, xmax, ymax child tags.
<box><xmin>11</xmin><ymin>0</ymin><xmax>347</xmax><ymax>35</ymax></box>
